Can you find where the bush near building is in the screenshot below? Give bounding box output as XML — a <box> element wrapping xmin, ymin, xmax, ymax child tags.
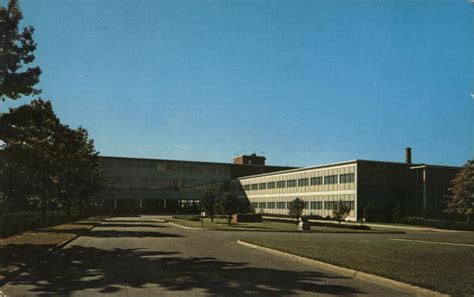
<box><xmin>399</xmin><ymin>216</ymin><xmax>474</xmax><ymax>231</ymax></box>
<box><xmin>288</xmin><ymin>198</ymin><xmax>305</xmax><ymax>221</ymax></box>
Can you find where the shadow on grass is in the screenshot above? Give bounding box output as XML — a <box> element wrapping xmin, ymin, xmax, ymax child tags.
<box><xmin>10</xmin><ymin>246</ymin><xmax>362</xmax><ymax>296</ymax></box>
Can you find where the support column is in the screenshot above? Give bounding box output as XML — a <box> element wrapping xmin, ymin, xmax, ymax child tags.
<box><xmin>114</xmin><ymin>198</ymin><xmax>117</xmax><ymax>212</ymax></box>
<box><xmin>139</xmin><ymin>198</ymin><xmax>143</xmax><ymax>209</ymax></box>
<box><xmin>164</xmin><ymin>198</ymin><xmax>167</xmax><ymax>209</ymax></box>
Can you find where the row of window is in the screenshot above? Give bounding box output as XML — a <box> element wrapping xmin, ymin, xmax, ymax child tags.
<box><xmin>243</xmin><ymin>173</ymin><xmax>354</xmax><ymax>191</ymax></box>
<box><xmin>251</xmin><ymin>200</ymin><xmax>354</xmax><ymax>210</ymax></box>
<box><xmin>102</xmin><ymin>160</ymin><xmax>229</xmax><ymax>175</ymax></box>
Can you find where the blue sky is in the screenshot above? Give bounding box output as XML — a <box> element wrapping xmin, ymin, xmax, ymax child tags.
<box><xmin>2</xmin><ymin>0</ymin><xmax>473</xmax><ymax>167</ymax></box>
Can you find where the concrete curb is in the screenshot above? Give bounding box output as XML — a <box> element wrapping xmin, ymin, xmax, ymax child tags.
<box><xmin>390</xmin><ymin>238</ymin><xmax>474</xmax><ymax>247</ymax></box>
<box><xmin>0</xmin><ymin>221</ymin><xmax>101</xmax><ymax>287</ymax></box>
<box><xmin>237</xmin><ymin>240</ymin><xmax>448</xmax><ymax>297</ymax></box>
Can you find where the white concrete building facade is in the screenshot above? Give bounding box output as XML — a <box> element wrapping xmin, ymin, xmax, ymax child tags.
<box><xmin>237</xmin><ymin>161</ymin><xmax>357</xmax><ymax>221</ymax></box>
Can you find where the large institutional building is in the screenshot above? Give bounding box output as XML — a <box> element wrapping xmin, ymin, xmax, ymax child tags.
<box><xmin>99</xmin><ymin>154</ymin><xmax>294</xmax><ymax>213</ymax></box>
<box><xmin>237</xmin><ymin>149</ymin><xmax>459</xmax><ymax>221</ymax></box>
<box><xmin>0</xmin><ymin>148</ymin><xmax>461</xmax><ymax>221</ymax></box>
<box><xmin>100</xmin><ymin>148</ymin><xmax>460</xmax><ymax>221</ymax></box>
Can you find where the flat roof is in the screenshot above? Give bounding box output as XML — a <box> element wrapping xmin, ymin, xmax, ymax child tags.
<box><xmin>237</xmin><ymin>159</ymin><xmax>462</xmax><ymax>180</ymax></box>
<box><xmin>237</xmin><ymin>160</ymin><xmax>358</xmax><ymax>180</ymax></box>
<box><xmin>99</xmin><ymin>155</ymin><xmax>291</xmax><ymax>169</ymax></box>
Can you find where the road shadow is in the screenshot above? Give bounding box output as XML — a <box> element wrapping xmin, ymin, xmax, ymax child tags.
<box><xmin>8</xmin><ymin>246</ymin><xmax>362</xmax><ymax>296</ymax></box>
<box><xmin>98</xmin><ymin>223</ymin><xmax>169</xmax><ymax>228</ymax></box>
<box><xmin>0</xmin><ymin>243</ymin><xmax>55</xmax><ymax>271</ymax></box>
<box><xmin>83</xmin><ymin>230</ymin><xmax>184</xmax><ymax>238</ymax></box>
<box><xmin>103</xmin><ymin>219</ymin><xmax>163</xmax><ymax>224</ymax></box>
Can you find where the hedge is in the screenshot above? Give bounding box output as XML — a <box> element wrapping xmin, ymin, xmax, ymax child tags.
<box><xmin>399</xmin><ymin>217</ymin><xmax>474</xmax><ymax>231</ymax></box>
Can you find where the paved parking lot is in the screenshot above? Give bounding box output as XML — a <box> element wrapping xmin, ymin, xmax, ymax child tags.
<box><xmin>1</xmin><ymin>216</ymin><xmax>411</xmax><ymax>296</ymax></box>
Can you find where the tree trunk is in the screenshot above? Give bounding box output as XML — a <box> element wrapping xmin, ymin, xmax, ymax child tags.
<box><xmin>41</xmin><ymin>196</ymin><xmax>46</xmax><ymax>227</ymax></box>
<box><xmin>467</xmin><ymin>214</ymin><xmax>471</xmax><ymax>224</ymax></box>
<box><xmin>66</xmin><ymin>197</ymin><xmax>71</xmax><ymax>222</ymax></box>
<box><xmin>227</xmin><ymin>215</ymin><xmax>232</xmax><ymax>226</ymax></box>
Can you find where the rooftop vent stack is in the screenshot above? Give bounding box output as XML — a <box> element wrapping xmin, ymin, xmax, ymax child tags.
<box><xmin>405</xmin><ymin>147</ymin><xmax>412</xmax><ymax>165</ymax></box>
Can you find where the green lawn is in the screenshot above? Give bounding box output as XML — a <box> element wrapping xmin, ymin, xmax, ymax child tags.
<box><xmin>240</xmin><ymin>236</ymin><xmax>474</xmax><ymax>296</ymax></box>
<box><xmin>166</xmin><ymin>218</ymin><xmax>403</xmax><ymax>233</ymax></box>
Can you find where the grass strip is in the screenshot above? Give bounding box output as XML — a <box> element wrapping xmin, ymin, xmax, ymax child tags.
<box><xmin>0</xmin><ymin>217</ymin><xmax>102</xmax><ymax>282</ymax></box>
<box><xmin>241</xmin><ymin>236</ymin><xmax>474</xmax><ymax>296</ymax></box>
<box><xmin>167</xmin><ymin>218</ymin><xmax>404</xmax><ymax>234</ymax></box>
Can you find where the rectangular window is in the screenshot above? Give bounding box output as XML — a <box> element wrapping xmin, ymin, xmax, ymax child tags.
<box><xmin>259</xmin><ymin>183</ymin><xmax>267</xmax><ymax>190</ymax></box>
<box><xmin>287</xmin><ymin>179</ymin><xmax>297</xmax><ymax>187</ymax></box>
<box><xmin>324</xmin><ymin>201</ymin><xmax>354</xmax><ymax>210</ymax></box>
<box><xmin>324</xmin><ymin>175</ymin><xmax>338</xmax><ymax>185</ymax></box>
<box><xmin>304</xmin><ymin>201</ymin><xmax>309</xmax><ymax>209</ymax></box>
<box><xmin>267</xmin><ymin>182</ymin><xmax>276</xmax><ymax>189</ymax></box>
<box><xmin>243</xmin><ymin>184</ymin><xmax>251</xmax><ymax>191</ymax></box>
<box><xmin>251</xmin><ymin>184</ymin><xmax>258</xmax><ymax>190</ymax></box>
<box><xmin>251</xmin><ymin>202</ymin><xmax>258</xmax><ymax>209</ymax></box>
<box><xmin>258</xmin><ymin>202</ymin><xmax>266</xmax><ymax>209</ymax></box>
<box><xmin>310</xmin><ymin>201</ymin><xmax>323</xmax><ymax>210</ymax></box>
<box><xmin>267</xmin><ymin>202</ymin><xmax>276</xmax><ymax>209</ymax></box>
<box><xmin>310</xmin><ymin>176</ymin><xmax>323</xmax><ymax>186</ymax></box>
<box><xmin>340</xmin><ymin>173</ymin><xmax>355</xmax><ymax>184</ymax></box>
<box><xmin>324</xmin><ymin>201</ymin><xmax>335</xmax><ymax>210</ymax></box>
<box><xmin>341</xmin><ymin>201</ymin><xmax>355</xmax><ymax>210</ymax></box>
<box><xmin>277</xmin><ymin>202</ymin><xmax>286</xmax><ymax>209</ymax></box>
<box><xmin>277</xmin><ymin>181</ymin><xmax>286</xmax><ymax>188</ymax></box>
<box><xmin>298</xmin><ymin>178</ymin><xmax>309</xmax><ymax>187</ymax></box>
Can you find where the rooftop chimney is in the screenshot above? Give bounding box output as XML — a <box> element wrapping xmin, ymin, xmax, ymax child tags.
<box><xmin>405</xmin><ymin>147</ymin><xmax>412</xmax><ymax>165</ymax></box>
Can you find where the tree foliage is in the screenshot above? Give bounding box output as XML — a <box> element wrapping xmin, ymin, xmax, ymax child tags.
<box><xmin>216</xmin><ymin>191</ymin><xmax>239</xmax><ymax>226</ymax></box>
<box><xmin>0</xmin><ymin>99</ymin><xmax>104</xmax><ymax>223</ymax></box>
<box><xmin>445</xmin><ymin>160</ymin><xmax>474</xmax><ymax>223</ymax></box>
<box><xmin>0</xmin><ymin>0</ymin><xmax>41</xmax><ymax>102</ymax></box>
<box><xmin>288</xmin><ymin>198</ymin><xmax>305</xmax><ymax>220</ymax></box>
<box><xmin>333</xmin><ymin>200</ymin><xmax>351</xmax><ymax>224</ymax></box>
<box><xmin>200</xmin><ymin>191</ymin><xmax>217</xmax><ymax>222</ymax></box>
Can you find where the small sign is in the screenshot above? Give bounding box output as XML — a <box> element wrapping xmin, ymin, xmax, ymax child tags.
<box><xmin>201</xmin><ymin>211</ymin><xmax>206</xmax><ymax>217</ymax></box>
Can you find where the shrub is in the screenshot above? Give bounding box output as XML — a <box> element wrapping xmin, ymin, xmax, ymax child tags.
<box><xmin>399</xmin><ymin>217</ymin><xmax>474</xmax><ymax>231</ymax></box>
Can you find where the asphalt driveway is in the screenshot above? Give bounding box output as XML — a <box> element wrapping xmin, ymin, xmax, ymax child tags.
<box><xmin>1</xmin><ymin>216</ymin><xmax>409</xmax><ymax>296</ymax></box>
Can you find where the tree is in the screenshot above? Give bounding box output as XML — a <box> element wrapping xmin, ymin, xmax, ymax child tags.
<box><xmin>216</xmin><ymin>192</ymin><xmax>239</xmax><ymax>226</ymax></box>
<box><xmin>333</xmin><ymin>200</ymin><xmax>351</xmax><ymax>225</ymax></box>
<box><xmin>52</xmin><ymin>126</ymin><xmax>104</xmax><ymax>220</ymax></box>
<box><xmin>0</xmin><ymin>0</ymin><xmax>41</xmax><ymax>102</ymax></box>
<box><xmin>0</xmin><ymin>99</ymin><xmax>61</xmax><ymax>224</ymax></box>
<box><xmin>445</xmin><ymin>160</ymin><xmax>474</xmax><ymax>223</ymax></box>
<box><xmin>200</xmin><ymin>191</ymin><xmax>217</xmax><ymax>223</ymax></box>
<box><xmin>288</xmin><ymin>198</ymin><xmax>305</xmax><ymax>221</ymax></box>
<box><xmin>0</xmin><ymin>99</ymin><xmax>104</xmax><ymax>223</ymax></box>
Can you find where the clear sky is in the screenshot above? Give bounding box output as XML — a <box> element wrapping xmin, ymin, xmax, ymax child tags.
<box><xmin>2</xmin><ymin>0</ymin><xmax>473</xmax><ymax>167</ymax></box>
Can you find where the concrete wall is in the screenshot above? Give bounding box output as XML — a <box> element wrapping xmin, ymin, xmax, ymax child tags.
<box><xmin>237</xmin><ymin>162</ymin><xmax>357</xmax><ymax>220</ymax></box>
